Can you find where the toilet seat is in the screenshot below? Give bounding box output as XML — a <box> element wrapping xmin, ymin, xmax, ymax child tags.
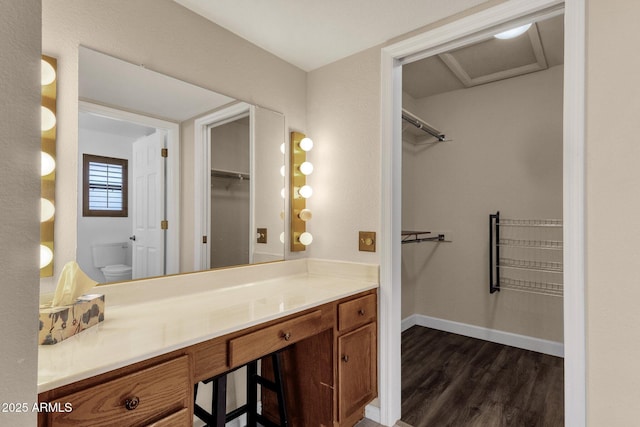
<box><xmin>101</xmin><ymin>264</ymin><xmax>132</xmax><ymax>274</ymax></box>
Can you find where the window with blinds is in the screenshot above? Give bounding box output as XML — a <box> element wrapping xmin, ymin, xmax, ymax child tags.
<box><xmin>82</xmin><ymin>154</ymin><xmax>128</xmax><ymax>217</ymax></box>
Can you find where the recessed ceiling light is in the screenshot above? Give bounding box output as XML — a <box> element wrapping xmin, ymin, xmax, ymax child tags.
<box><xmin>494</xmin><ymin>23</ymin><xmax>532</xmax><ymax>40</ymax></box>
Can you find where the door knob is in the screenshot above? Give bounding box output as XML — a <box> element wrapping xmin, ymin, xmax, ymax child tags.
<box><xmin>129</xmin><ymin>235</ymin><xmax>136</xmax><ymax>241</ymax></box>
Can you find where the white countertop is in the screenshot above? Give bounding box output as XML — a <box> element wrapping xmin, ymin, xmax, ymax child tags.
<box><xmin>38</xmin><ymin>259</ymin><xmax>378</xmax><ymax>393</ymax></box>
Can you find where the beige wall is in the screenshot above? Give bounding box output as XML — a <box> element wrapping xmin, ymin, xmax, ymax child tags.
<box><xmin>0</xmin><ymin>0</ymin><xmax>40</xmax><ymax>425</ymax></box>
<box><xmin>586</xmin><ymin>0</ymin><xmax>640</xmax><ymax>424</ymax></box>
<box><xmin>402</xmin><ymin>66</ymin><xmax>564</xmax><ymax>341</ymax></box>
<box><xmin>306</xmin><ymin>47</ymin><xmax>382</xmax><ymax>262</ymax></box>
<box><xmin>4</xmin><ymin>0</ymin><xmax>639</xmax><ymax>425</ymax></box>
<box><xmin>41</xmin><ymin>0</ymin><xmax>306</xmax><ymax>290</ymax></box>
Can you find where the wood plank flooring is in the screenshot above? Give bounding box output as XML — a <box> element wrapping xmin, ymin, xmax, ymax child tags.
<box><xmin>401</xmin><ymin>326</ymin><xmax>564</xmax><ymax>427</ymax></box>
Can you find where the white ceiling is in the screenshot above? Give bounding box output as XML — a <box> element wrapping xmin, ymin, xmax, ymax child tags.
<box><xmin>403</xmin><ymin>14</ymin><xmax>564</xmax><ymax>99</ymax></box>
<box><xmin>173</xmin><ymin>0</ymin><xmax>489</xmax><ymax>71</ymax></box>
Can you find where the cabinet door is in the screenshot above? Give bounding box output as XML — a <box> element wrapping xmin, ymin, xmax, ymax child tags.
<box><xmin>337</xmin><ymin>322</ymin><xmax>376</xmax><ymax>423</ymax></box>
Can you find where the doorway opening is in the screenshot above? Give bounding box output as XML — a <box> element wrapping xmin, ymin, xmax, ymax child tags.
<box><xmin>77</xmin><ymin>101</ymin><xmax>180</xmax><ymax>283</ymax></box>
<box><xmin>399</xmin><ymin>11</ymin><xmax>565</xmax><ymax>422</ymax></box>
<box><xmin>378</xmin><ymin>1</ymin><xmax>585</xmax><ymax>425</ymax></box>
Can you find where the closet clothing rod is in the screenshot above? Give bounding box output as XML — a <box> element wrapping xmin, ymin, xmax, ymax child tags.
<box><xmin>401</xmin><ymin>108</ymin><xmax>446</xmax><ymax>141</ymax></box>
<box><xmin>211</xmin><ymin>169</ymin><xmax>250</xmax><ymax>180</ymax></box>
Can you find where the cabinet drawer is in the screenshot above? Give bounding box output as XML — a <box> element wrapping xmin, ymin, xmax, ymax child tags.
<box><xmin>229</xmin><ymin>310</ymin><xmax>322</xmax><ymax>368</ymax></box>
<box><xmin>338</xmin><ymin>294</ymin><xmax>376</xmax><ymax>332</ymax></box>
<box><xmin>47</xmin><ymin>356</ymin><xmax>190</xmax><ymax>426</ymax></box>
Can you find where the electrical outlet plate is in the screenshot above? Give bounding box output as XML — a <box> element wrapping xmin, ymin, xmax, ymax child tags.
<box><xmin>359</xmin><ymin>231</ymin><xmax>376</xmax><ymax>252</ymax></box>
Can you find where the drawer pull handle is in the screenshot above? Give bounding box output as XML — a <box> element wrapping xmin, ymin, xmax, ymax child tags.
<box><xmin>358</xmin><ymin>309</ymin><xmax>366</xmax><ymax>316</ymax></box>
<box><xmin>124</xmin><ymin>396</ymin><xmax>140</xmax><ymax>411</ymax></box>
<box><xmin>342</xmin><ymin>355</ymin><xmax>350</xmax><ymax>363</ymax></box>
<box><xmin>282</xmin><ymin>332</ymin><xmax>292</xmax><ymax>341</ymax></box>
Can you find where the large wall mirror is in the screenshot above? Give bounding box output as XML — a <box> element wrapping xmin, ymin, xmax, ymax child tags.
<box><xmin>77</xmin><ymin>47</ymin><xmax>285</xmax><ymax>284</ymax></box>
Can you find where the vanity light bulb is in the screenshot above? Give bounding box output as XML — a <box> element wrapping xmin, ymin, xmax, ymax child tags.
<box><xmin>299</xmin><ymin>161</ymin><xmax>314</xmax><ymax>176</ymax></box>
<box><xmin>299</xmin><ymin>232</ymin><xmax>313</xmax><ymax>246</ymax></box>
<box><xmin>298</xmin><ymin>209</ymin><xmax>312</xmax><ymax>222</ymax></box>
<box><xmin>299</xmin><ymin>137</ymin><xmax>313</xmax><ymax>152</ymax></box>
<box><xmin>41</xmin><ymin>106</ymin><xmax>56</xmax><ymax>131</ymax></box>
<box><xmin>299</xmin><ymin>185</ymin><xmax>313</xmax><ymax>199</ymax></box>
<box><xmin>280</xmin><ymin>232</ymin><xmax>285</xmax><ymax>244</ymax></box>
<box><xmin>41</xmin><ymin>152</ymin><xmax>56</xmax><ymax>176</ymax></box>
<box><xmin>281</xmin><ymin>188</ymin><xmax>286</xmax><ymax>199</ymax></box>
<box><xmin>40</xmin><ymin>245</ymin><xmax>53</xmax><ymax>269</ymax></box>
<box><xmin>280</xmin><ymin>143</ymin><xmax>285</xmax><ymax>154</ymax></box>
<box><xmin>280</xmin><ymin>165</ymin><xmax>286</xmax><ymax>177</ymax></box>
<box><xmin>41</xmin><ymin>59</ymin><xmax>56</xmax><ymax>86</ymax></box>
<box><xmin>40</xmin><ymin>198</ymin><xmax>55</xmax><ymax>222</ymax></box>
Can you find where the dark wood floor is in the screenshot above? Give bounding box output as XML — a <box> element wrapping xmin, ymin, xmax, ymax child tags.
<box><xmin>401</xmin><ymin>326</ymin><xmax>564</xmax><ymax>427</ymax></box>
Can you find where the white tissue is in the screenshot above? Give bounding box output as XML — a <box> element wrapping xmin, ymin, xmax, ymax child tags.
<box><xmin>50</xmin><ymin>261</ymin><xmax>98</xmax><ymax>307</ymax></box>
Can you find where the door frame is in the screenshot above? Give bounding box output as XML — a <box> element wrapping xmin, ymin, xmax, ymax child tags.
<box><xmin>78</xmin><ymin>101</ymin><xmax>180</xmax><ymax>276</ymax></box>
<box><xmin>378</xmin><ymin>0</ymin><xmax>585</xmax><ymax>425</ymax></box>
<box><xmin>193</xmin><ymin>102</ymin><xmax>255</xmax><ymax>271</ymax></box>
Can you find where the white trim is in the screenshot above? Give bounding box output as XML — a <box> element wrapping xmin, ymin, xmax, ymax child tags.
<box><xmin>78</xmin><ymin>101</ymin><xmax>180</xmax><ymax>276</ymax></box>
<box><xmin>402</xmin><ymin>314</ymin><xmax>564</xmax><ymax>358</ymax></box>
<box><xmin>562</xmin><ymin>1</ymin><xmax>586</xmax><ymax>425</ymax></box>
<box><xmin>193</xmin><ymin>102</ymin><xmax>252</xmax><ymax>271</ymax></box>
<box><xmin>365</xmin><ymin>402</ymin><xmax>381</xmax><ymax>423</ymax></box>
<box><xmin>380</xmin><ymin>0</ymin><xmax>585</xmax><ymax>425</ymax></box>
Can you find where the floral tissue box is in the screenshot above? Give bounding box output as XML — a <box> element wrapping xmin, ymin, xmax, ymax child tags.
<box><xmin>38</xmin><ymin>294</ymin><xmax>105</xmax><ymax>345</ymax></box>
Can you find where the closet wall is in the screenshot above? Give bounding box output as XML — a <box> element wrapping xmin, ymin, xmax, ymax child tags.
<box><xmin>210</xmin><ymin>118</ymin><xmax>250</xmax><ymax>268</ymax></box>
<box><xmin>402</xmin><ymin>65</ymin><xmax>564</xmax><ymax>342</ymax></box>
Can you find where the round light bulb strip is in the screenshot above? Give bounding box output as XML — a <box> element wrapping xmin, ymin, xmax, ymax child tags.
<box><xmin>289</xmin><ymin>132</ymin><xmax>314</xmax><ymax>250</ymax></box>
<box><xmin>41</xmin><ymin>55</ymin><xmax>57</xmax><ymax>276</ymax></box>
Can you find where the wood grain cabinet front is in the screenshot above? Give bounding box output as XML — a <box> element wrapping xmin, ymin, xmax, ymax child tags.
<box><xmin>337</xmin><ymin>322</ymin><xmax>377</xmax><ymax>424</ymax></box>
<box><xmin>46</xmin><ymin>356</ymin><xmax>191</xmax><ymax>427</ymax></box>
<box><xmin>338</xmin><ymin>293</ymin><xmax>376</xmax><ymax>332</ymax></box>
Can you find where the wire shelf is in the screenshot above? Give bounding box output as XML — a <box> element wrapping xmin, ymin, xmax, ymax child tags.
<box><xmin>499</xmin><ymin>278</ymin><xmax>563</xmax><ymax>297</ymax></box>
<box><xmin>498</xmin><ymin>258</ymin><xmax>563</xmax><ymax>273</ymax></box>
<box><xmin>498</xmin><ymin>218</ymin><xmax>562</xmax><ymax>227</ymax></box>
<box><xmin>490</xmin><ymin>211</ymin><xmax>564</xmax><ymax>297</ymax></box>
<box><xmin>498</xmin><ymin>238</ymin><xmax>563</xmax><ymax>250</ymax></box>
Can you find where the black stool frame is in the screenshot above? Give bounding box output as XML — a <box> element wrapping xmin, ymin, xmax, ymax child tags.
<box><xmin>194</xmin><ymin>350</ymin><xmax>289</xmax><ymax>427</ymax></box>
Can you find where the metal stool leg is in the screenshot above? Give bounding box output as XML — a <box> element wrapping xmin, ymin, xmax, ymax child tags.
<box><xmin>194</xmin><ymin>375</ymin><xmax>228</xmax><ymax>427</ymax></box>
<box><xmin>246</xmin><ymin>360</ymin><xmax>258</xmax><ymax>427</ymax></box>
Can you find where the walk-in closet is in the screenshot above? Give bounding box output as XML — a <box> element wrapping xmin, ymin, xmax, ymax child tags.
<box><xmin>399</xmin><ymin>13</ymin><xmax>565</xmax><ymax>426</ymax></box>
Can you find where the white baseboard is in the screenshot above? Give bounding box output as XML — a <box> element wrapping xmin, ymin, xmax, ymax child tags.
<box><xmin>402</xmin><ymin>313</ymin><xmax>564</xmax><ymax>357</ymax></box>
<box><xmin>365</xmin><ymin>402</ymin><xmax>381</xmax><ymax>423</ymax></box>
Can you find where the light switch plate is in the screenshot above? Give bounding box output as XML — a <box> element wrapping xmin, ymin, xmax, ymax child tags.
<box><xmin>359</xmin><ymin>231</ymin><xmax>376</xmax><ymax>252</ymax></box>
<box><xmin>257</xmin><ymin>228</ymin><xmax>267</xmax><ymax>244</ymax></box>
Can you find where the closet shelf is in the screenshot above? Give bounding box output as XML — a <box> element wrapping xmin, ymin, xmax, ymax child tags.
<box><xmin>497</xmin><ymin>239</ymin><xmax>563</xmax><ymax>250</ymax></box>
<box><xmin>490</xmin><ymin>211</ymin><xmax>563</xmax><ymax>297</ymax></box>
<box><xmin>499</xmin><ymin>258</ymin><xmax>563</xmax><ymax>273</ymax></box>
<box><xmin>497</xmin><ymin>218</ymin><xmax>562</xmax><ymax>227</ymax></box>
<box><xmin>401</xmin><ymin>230</ymin><xmax>444</xmax><ymax>244</ymax></box>
<box><xmin>211</xmin><ymin>169</ymin><xmax>250</xmax><ymax>180</ymax></box>
<box><xmin>499</xmin><ymin>278</ymin><xmax>563</xmax><ymax>297</ymax></box>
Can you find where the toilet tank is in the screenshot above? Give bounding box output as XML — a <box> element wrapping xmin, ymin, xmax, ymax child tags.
<box><xmin>91</xmin><ymin>242</ymin><xmax>128</xmax><ymax>268</ymax></box>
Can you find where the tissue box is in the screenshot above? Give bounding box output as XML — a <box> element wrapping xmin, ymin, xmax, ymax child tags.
<box><xmin>38</xmin><ymin>294</ymin><xmax>105</xmax><ymax>345</ymax></box>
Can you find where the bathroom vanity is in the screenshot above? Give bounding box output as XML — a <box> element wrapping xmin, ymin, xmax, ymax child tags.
<box><xmin>37</xmin><ymin>260</ymin><xmax>378</xmax><ymax>426</ymax></box>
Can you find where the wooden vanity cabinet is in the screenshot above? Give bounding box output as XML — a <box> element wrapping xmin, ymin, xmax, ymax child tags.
<box><xmin>39</xmin><ymin>355</ymin><xmax>192</xmax><ymax>427</ymax></box>
<box><xmin>336</xmin><ymin>294</ymin><xmax>378</xmax><ymax>426</ymax></box>
<box><xmin>38</xmin><ymin>290</ymin><xmax>377</xmax><ymax>427</ymax></box>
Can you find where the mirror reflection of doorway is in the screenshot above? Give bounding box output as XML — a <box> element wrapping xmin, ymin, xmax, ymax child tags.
<box><xmin>77</xmin><ymin>104</ymin><xmax>178</xmax><ymax>283</ymax></box>
<box><xmin>209</xmin><ymin>115</ymin><xmax>251</xmax><ymax>269</ymax></box>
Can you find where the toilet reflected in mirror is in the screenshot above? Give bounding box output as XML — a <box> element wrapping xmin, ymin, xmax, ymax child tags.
<box><xmin>90</xmin><ymin>242</ymin><xmax>132</xmax><ymax>283</ymax></box>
